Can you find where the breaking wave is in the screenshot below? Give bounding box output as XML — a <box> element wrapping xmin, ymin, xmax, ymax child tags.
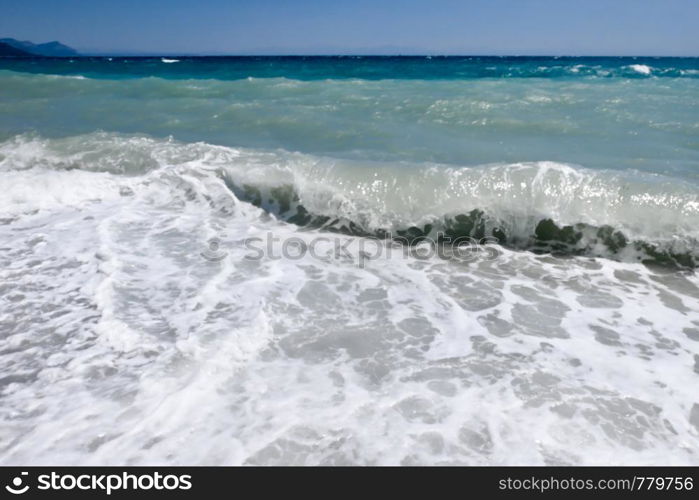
<box><xmin>2</xmin><ymin>132</ymin><xmax>698</xmax><ymax>267</ymax></box>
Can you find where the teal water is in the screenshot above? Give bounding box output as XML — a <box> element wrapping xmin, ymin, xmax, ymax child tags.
<box><xmin>1</xmin><ymin>57</ymin><xmax>699</xmax><ymax>465</ymax></box>
<box><xmin>1</xmin><ymin>57</ymin><xmax>698</xmax><ymax>174</ymax></box>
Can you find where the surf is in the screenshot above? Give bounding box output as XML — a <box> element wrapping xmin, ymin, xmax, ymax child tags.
<box><xmin>3</xmin><ymin>132</ymin><xmax>699</xmax><ymax>267</ymax></box>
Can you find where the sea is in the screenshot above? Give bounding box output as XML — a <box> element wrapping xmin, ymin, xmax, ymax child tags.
<box><xmin>0</xmin><ymin>56</ymin><xmax>698</xmax><ymax>465</ymax></box>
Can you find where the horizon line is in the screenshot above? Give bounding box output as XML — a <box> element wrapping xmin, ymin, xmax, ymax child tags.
<box><xmin>29</xmin><ymin>53</ymin><xmax>699</xmax><ymax>58</ymax></box>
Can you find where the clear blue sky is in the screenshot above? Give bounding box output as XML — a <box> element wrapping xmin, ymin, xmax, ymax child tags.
<box><xmin>2</xmin><ymin>0</ymin><xmax>698</xmax><ymax>55</ymax></box>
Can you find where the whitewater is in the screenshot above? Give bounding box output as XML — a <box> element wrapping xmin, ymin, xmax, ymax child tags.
<box><xmin>0</xmin><ymin>57</ymin><xmax>698</xmax><ymax>465</ymax></box>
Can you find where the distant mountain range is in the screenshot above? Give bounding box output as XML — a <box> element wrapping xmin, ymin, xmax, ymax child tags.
<box><xmin>0</xmin><ymin>38</ymin><xmax>78</xmax><ymax>57</ymax></box>
<box><xmin>0</xmin><ymin>42</ymin><xmax>30</xmax><ymax>56</ymax></box>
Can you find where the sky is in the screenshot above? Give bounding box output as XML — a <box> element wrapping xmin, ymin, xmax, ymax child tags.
<box><xmin>1</xmin><ymin>0</ymin><xmax>698</xmax><ymax>56</ymax></box>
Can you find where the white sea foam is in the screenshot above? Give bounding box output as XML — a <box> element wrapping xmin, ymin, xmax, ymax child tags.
<box><xmin>161</xmin><ymin>58</ymin><xmax>180</xmax><ymax>63</ymax></box>
<box><xmin>0</xmin><ymin>133</ymin><xmax>698</xmax><ymax>465</ymax></box>
<box><xmin>629</xmin><ymin>64</ymin><xmax>652</xmax><ymax>75</ymax></box>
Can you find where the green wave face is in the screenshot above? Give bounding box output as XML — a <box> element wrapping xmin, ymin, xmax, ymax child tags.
<box><xmin>3</xmin><ymin>132</ymin><xmax>698</xmax><ymax>270</ymax></box>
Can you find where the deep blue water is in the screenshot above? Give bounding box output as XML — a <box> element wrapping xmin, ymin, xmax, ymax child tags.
<box><xmin>1</xmin><ymin>55</ymin><xmax>698</xmax><ymax>80</ymax></box>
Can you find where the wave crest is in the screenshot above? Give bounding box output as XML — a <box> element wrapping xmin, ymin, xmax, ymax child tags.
<box><xmin>2</xmin><ymin>132</ymin><xmax>698</xmax><ymax>267</ymax></box>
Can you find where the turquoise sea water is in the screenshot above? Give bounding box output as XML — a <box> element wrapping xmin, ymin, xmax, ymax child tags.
<box><xmin>1</xmin><ymin>57</ymin><xmax>698</xmax><ymax>465</ymax></box>
<box><xmin>1</xmin><ymin>57</ymin><xmax>699</xmax><ymax>174</ymax></box>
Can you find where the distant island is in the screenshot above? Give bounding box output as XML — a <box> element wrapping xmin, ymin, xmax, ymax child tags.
<box><xmin>0</xmin><ymin>38</ymin><xmax>78</xmax><ymax>57</ymax></box>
